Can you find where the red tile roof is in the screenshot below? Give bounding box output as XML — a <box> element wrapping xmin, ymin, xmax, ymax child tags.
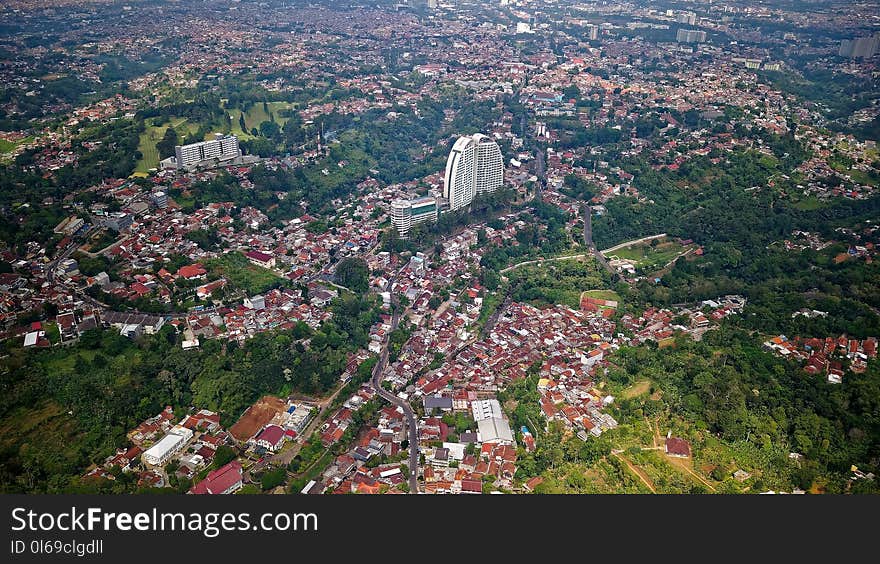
<box><xmin>189</xmin><ymin>460</ymin><xmax>242</xmax><ymax>494</ymax></box>
<box><xmin>665</xmin><ymin>437</ymin><xmax>691</xmax><ymax>457</ymax></box>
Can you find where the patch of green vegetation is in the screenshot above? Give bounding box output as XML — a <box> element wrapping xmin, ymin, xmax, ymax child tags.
<box><xmin>0</xmin><ymin>138</ymin><xmax>19</xmax><ymax>153</ymax></box>
<box><xmin>507</xmin><ymin>258</ymin><xmax>608</xmax><ymax>309</ymax></box>
<box><xmin>205</xmin><ymin>252</ymin><xmax>283</xmax><ymax>295</ymax></box>
<box><xmin>226</xmin><ymin>108</ymin><xmax>256</xmax><ymax>140</ymax></box>
<box><xmin>134</xmin><ymin>126</ymin><xmax>163</xmax><ymax>173</ymax></box>
<box><xmin>607</xmin><ymin>238</ymin><xmax>690</xmax><ymax>271</ymax></box>
<box><xmin>791</xmin><ymin>196</ymin><xmax>825</xmax><ymax>211</ymax></box>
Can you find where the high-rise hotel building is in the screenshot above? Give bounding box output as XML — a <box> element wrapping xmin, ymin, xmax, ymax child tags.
<box><xmin>391</xmin><ymin>196</ymin><xmax>438</xmax><ymax>238</ymax></box>
<box><xmin>443</xmin><ymin>133</ymin><xmax>504</xmax><ymax>211</ymax></box>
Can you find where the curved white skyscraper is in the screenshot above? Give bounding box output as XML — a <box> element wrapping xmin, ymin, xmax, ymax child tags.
<box><xmin>443</xmin><ymin>133</ymin><xmax>503</xmax><ymax>211</ymax></box>
<box><xmin>473</xmin><ymin>133</ymin><xmax>504</xmax><ymax>197</ymax></box>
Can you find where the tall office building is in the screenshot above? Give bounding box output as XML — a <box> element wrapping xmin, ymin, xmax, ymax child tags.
<box><xmin>151</xmin><ymin>191</ymin><xmax>168</xmax><ymax>209</ymax></box>
<box><xmin>585</xmin><ymin>24</ymin><xmax>599</xmax><ymax>41</ymax></box>
<box><xmin>443</xmin><ymin>133</ymin><xmax>504</xmax><ymax>211</ymax></box>
<box><xmin>174</xmin><ymin>134</ymin><xmax>241</xmax><ymax>170</ymax></box>
<box><xmin>676</xmin><ymin>29</ymin><xmax>706</xmax><ymax>43</ymax></box>
<box><xmin>391</xmin><ymin>196</ymin><xmax>439</xmax><ymax>238</ymax></box>
<box><xmin>676</xmin><ymin>12</ymin><xmax>697</xmax><ymax>26</ymax></box>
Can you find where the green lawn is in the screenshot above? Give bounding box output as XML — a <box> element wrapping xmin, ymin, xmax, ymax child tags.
<box><xmin>791</xmin><ymin>196</ymin><xmax>825</xmax><ymax>211</ymax></box>
<box><xmin>205</xmin><ymin>252</ymin><xmax>283</xmax><ymax>295</ymax></box>
<box><xmin>134</xmin><ymin>126</ymin><xmax>164</xmax><ymax>173</ymax></box>
<box><xmin>134</xmin><ymin>118</ymin><xmax>208</xmax><ymax>174</ymax></box>
<box><xmin>620</xmin><ymin>380</ymin><xmax>652</xmax><ymax>399</ymax></box>
<box><xmin>606</xmin><ymin>238</ymin><xmax>691</xmax><ymax>271</ymax></box>
<box><xmin>0</xmin><ymin>138</ymin><xmax>18</xmax><ymax>153</ymax></box>
<box><xmin>267</xmin><ymin>101</ymin><xmax>296</xmax><ymax>125</ymax></box>
<box><xmin>228</xmin><ymin>101</ymin><xmax>296</xmax><ymax>135</ymax></box>
<box><xmin>226</xmin><ymin>109</ymin><xmax>256</xmax><ymax>140</ymax></box>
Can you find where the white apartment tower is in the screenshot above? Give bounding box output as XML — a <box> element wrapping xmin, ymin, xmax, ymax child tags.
<box><xmin>474</xmin><ymin>134</ymin><xmax>504</xmax><ymax>197</ymax></box>
<box><xmin>585</xmin><ymin>24</ymin><xmax>599</xmax><ymax>41</ymax></box>
<box><xmin>443</xmin><ymin>133</ymin><xmax>504</xmax><ymax>211</ymax></box>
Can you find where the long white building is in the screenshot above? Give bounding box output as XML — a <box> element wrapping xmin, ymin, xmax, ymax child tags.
<box><xmin>443</xmin><ymin>133</ymin><xmax>504</xmax><ymax>211</ymax></box>
<box><xmin>174</xmin><ymin>134</ymin><xmax>241</xmax><ymax>171</ymax></box>
<box><xmin>142</xmin><ymin>426</ymin><xmax>194</xmax><ymax>466</ymax></box>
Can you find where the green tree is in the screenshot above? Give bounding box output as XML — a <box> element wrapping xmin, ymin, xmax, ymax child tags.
<box><xmin>261</xmin><ymin>467</ymin><xmax>287</xmax><ymax>491</ymax></box>
<box><xmin>334</xmin><ymin>257</ymin><xmax>370</xmax><ymax>294</ymax></box>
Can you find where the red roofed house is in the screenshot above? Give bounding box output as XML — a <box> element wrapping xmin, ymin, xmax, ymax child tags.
<box><xmin>255</xmin><ymin>425</ymin><xmax>285</xmax><ymax>452</ymax></box>
<box><xmin>245</xmin><ymin>250</ymin><xmax>275</xmax><ymax>269</ymax></box>
<box><xmin>665</xmin><ymin>436</ymin><xmax>691</xmax><ymax>458</ymax></box>
<box><xmin>524</xmin><ymin>476</ymin><xmax>544</xmax><ymax>492</ymax></box>
<box><xmin>196</xmin><ymin>279</ymin><xmax>227</xmax><ymax>299</ymax></box>
<box><xmin>177</xmin><ymin>264</ymin><xmax>207</xmax><ymax>280</ymax></box>
<box><xmin>461</xmin><ymin>479</ymin><xmax>482</xmax><ymax>494</ymax></box>
<box><xmin>189</xmin><ymin>460</ymin><xmax>243</xmax><ymax>495</ymax></box>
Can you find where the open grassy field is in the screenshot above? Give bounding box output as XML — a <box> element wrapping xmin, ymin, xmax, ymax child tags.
<box><xmin>266</xmin><ymin>101</ymin><xmax>296</xmax><ymax>125</ymax></box>
<box><xmin>227</xmin><ymin>101</ymin><xmax>297</xmax><ymax>135</ymax></box>
<box><xmin>606</xmin><ymin>237</ymin><xmax>693</xmax><ymax>272</ymax></box>
<box><xmin>205</xmin><ymin>252</ymin><xmax>283</xmax><ymax>295</ymax></box>
<box><xmin>791</xmin><ymin>195</ymin><xmax>825</xmax><ymax>211</ymax></box>
<box><xmin>621</xmin><ymin>379</ymin><xmax>652</xmax><ymax>399</ymax></box>
<box><xmin>134</xmin><ymin>126</ymin><xmax>163</xmax><ymax>173</ymax></box>
<box><xmin>226</xmin><ymin>108</ymin><xmax>256</xmax><ymax>140</ymax></box>
<box><xmin>0</xmin><ymin>138</ymin><xmax>18</xmax><ymax>153</ymax></box>
<box><xmin>134</xmin><ymin>117</ymin><xmax>206</xmax><ymax>174</ymax></box>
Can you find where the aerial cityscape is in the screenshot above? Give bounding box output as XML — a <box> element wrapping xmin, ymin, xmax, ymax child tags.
<box><xmin>1</xmin><ymin>0</ymin><xmax>879</xmax><ymax>497</ymax></box>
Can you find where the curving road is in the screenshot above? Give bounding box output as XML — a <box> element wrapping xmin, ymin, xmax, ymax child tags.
<box><xmin>370</xmin><ymin>278</ymin><xmax>420</xmax><ymax>493</ymax></box>
<box><xmin>582</xmin><ymin>204</ymin><xmax>620</xmax><ymax>283</ymax></box>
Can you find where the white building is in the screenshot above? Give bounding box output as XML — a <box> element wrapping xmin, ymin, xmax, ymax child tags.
<box><xmin>676</xmin><ymin>11</ymin><xmax>697</xmax><ymax>25</ymax></box>
<box><xmin>443</xmin><ymin>133</ymin><xmax>504</xmax><ymax>211</ymax></box>
<box><xmin>477</xmin><ymin>417</ymin><xmax>514</xmax><ymax>445</ymax></box>
<box><xmin>173</xmin><ymin>134</ymin><xmax>241</xmax><ymax>171</ymax></box>
<box><xmin>474</xmin><ymin>134</ymin><xmax>504</xmax><ymax>197</ymax></box>
<box><xmin>142</xmin><ymin>426</ymin><xmax>194</xmax><ymax>466</ymax></box>
<box><xmin>390</xmin><ymin>196</ymin><xmax>439</xmax><ymax>238</ymax></box>
<box><xmin>840</xmin><ymin>33</ymin><xmax>880</xmax><ymax>58</ymax></box>
<box><xmin>676</xmin><ymin>28</ymin><xmax>706</xmax><ymax>43</ymax></box>
<box><xmin>471</xmin><ymin>399</ymin><xmax>504</xmax><ymax>422</ymax></box>
<box><xmin>152</xmin><ymin>191</ymin><xmax>168</xmax><ymax>209</ymax></box>
<box><xmin>585</xmin><ymin>24</ymin><xmax>599</xmax><ymax>41</ymax></box>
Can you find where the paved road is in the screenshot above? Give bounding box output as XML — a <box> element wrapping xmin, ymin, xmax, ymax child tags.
<box><xmin>480</xmin><ymin>294</ymin><xmax>512</xmax><ymax>338</ymax></box>
<box><xmin>46</xmin><ymin>238</ymin><xmax>82</xmax><ymax>283</ymax></box>
<box><xmin>581</xmin><ymin>204</ymin><xmax>620</xmax><ymax>282</ymax></box>
<box><xmin>534</xmin><ymin>146</ymin><xmax>545</xmax><ymax>202</ymax></box>
<box><xmin>369</xmin><ymin>275</ymin><xmax>420</xmax><ymax>493</ymax></box>
<box><xmin>600</xmin><ymin>233</ymin><xmax>667</xmax><ymax>255</ymax></box>
<box><xmin>499</xmin><ymin>253</ymin><xmax>589</xmax><ymax>274</ymax></box>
